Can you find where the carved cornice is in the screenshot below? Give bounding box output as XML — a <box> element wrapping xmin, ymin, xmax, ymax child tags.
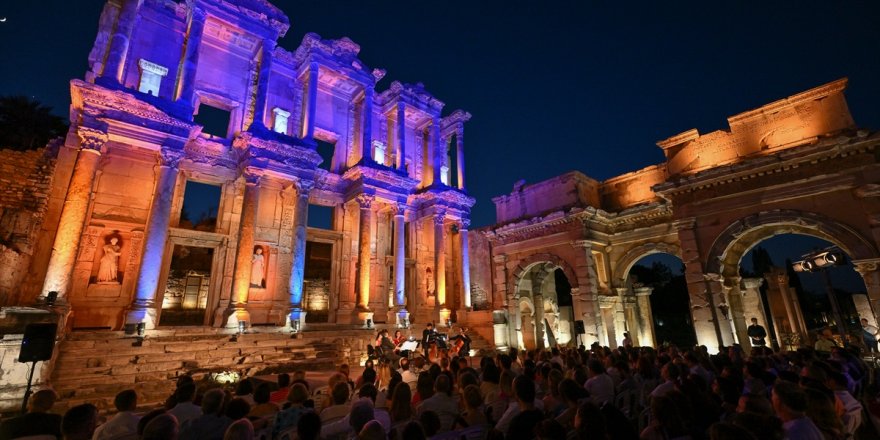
<box><xmin>159</xmin><ymin>149</ymin><xmax>185</xmax><ymax>168</ymax></box>
<box><xmin>70</xmin><ymin>80</ymin><xmax>195</xmax><ymax>136</ymax></box>
<box><xmin>853</xmin><ymin>258</ymin><xmax>880</xmax><ymax>276</ymax></box>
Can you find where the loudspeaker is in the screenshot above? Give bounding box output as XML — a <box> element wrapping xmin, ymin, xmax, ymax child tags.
<box><xmin>19</xmin><ymin>323</ymin><xmax>57</xmax><ymax>363</ymax></box>
<box><xmin>574</xmin><ymin>320</ymin><xmax>586</xmax><ymax>335</ymax></box>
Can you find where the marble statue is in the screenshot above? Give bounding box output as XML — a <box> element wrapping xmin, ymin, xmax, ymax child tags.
<box><xmin>97</xmin><ymin>237</ymin><xmax>121</xmax><ymax>283</ymax></box>
<box><xmin>251</xmin><ymin>247</ymin><xmax>265</xmax><ymax>287</ymax></box>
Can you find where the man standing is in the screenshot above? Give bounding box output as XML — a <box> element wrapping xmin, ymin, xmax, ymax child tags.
<box><xmin>747</xmin><ymin>317</ymin><xmax>767</xmax><ymax>347</ymax></box>
<box><xmin>422</xmin><ymin>322</ymin><xmax>435</xmax><ymax>358</ymax></box>
<box><xmin>861</xmin><ymin>318</ymin><xmax>878</xmax><ymax>353</ymax></box>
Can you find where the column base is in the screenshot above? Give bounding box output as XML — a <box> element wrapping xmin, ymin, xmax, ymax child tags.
<box><xmin>288</xmin><ymin>309</ymin><xmax>307</xmax><ymax>333</ymax></box>
<box><xmin>224</xmin><ymin>307</ymin><xmax>251</xmax><ymax>330</ymax></box>
<box><xmin>125</xmin><ymin>306</ymin><xmax>158</xmax><ymax>331</ymax></box>
<box><xmin>439</xmin><ymin>308</ymin><xmax>452</xmax><ymax>328</ymax></box>
<box><xmin>395</xmin><ymin>308</ymin><xmax>410</xmax><ymax>328</ymax></box>
<box><xmin>357</xmin><ymin>309</ymin><xmax>375</xmax><ymax>329</ymax></box>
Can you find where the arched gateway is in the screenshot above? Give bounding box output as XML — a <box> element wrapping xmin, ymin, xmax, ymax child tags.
<box><xmin>474</xmin><ymin>78</ymin><xmax>880</xmax><ymax>353</ymax></box>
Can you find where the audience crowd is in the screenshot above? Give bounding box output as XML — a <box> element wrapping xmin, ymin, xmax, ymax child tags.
<box><xmin>3</xmin><ymin>337</ymin><xmax>880</xmax><ymax>440</ymax></box>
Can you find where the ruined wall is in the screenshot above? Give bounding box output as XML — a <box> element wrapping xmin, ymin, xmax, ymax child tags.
<box><xmin>492</xmin><ymin>172</ymin><xmax>600</xmax><ymax>224</ymax></box>
<box><xmin>0</xmin><ymin>146</ymin><xmax>58</xmax><ymax>306</ymax></box>
<box><xmin>600</xmin><ymin>164</ymin><xmax>666</xmax><ymax>211</ymax></box>
<box><xmin>468</xmin><ymin>230</ymin><xmax>493</xmax><ymax>310</ymax></box>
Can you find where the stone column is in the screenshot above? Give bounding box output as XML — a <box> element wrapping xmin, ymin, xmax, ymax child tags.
<box><xmin>435</xmin><ymin>211</ymin><xmax>450</xmax><ymax>325</ymax></box>
<box><xmin>613</xmin><ymin>288</ymin><xmax>630</xmax><ymax>348</ymax></box>
<box><xmin>41</xmin><ymin>128</ymin><xmax>107</xmax><ymax>302</ymax></box>
<box><xmin>361</xmin><ymin>87</ymin><xmax>374</xmax><ymax>164</ymax></box>
<box><xmin>176</xmin><ymin>7</ymin><xmax>206</xmax><ymax>105</ymax></box>
<box><xmin>392</xmin><ymin>203</ymin><xmax>408</xmax><ymax>326</ymax></box>
<box><xmin>723</xmin><ymin>277</ymin><xmax>750</xmax><ymax>350</ymax></box>
<box><xmin>571</xmin><ymin>241</ymin><xmax>605</xmax><ymax>346</ymax></box>
<box><xmin>532</xmin><ymin>267</ymin><xmax>552</xmax><ymax>349</ymax></box>
<box><xmin>854</xmin><ymin>259</ymin><xmax>880</xmax><ymax>326</ymax></box>
<box><xmin>251</xmin><ymin>38</ymin><xmax>275</xmax><ymax>130</ymax></box>
<box><xmin>460</xmin><ymin>219</ymin><xmax>472</xmax><ymax>310</ymax></box>
<box><xmin>226</xmin><ymin>171</ymin><xmax>261</xmax><ymax>328</ymax></box>
<box><xmin>705</xmin><ymin>274</ymin><xmax>736</xmax><ymax>347</ymax></box>
<box><xmin>741</xmin><ymin>278</ymin><xmax>772</xmax><ymax>348</ymax></box>
<box><xmin>304</xmin><ymin>62</ymin><xmax>319</xmax><ymax>140</ymax></box>
<box><xmin>287</xmin><ymin>182</ymin><xmax>312</xmax><ymax>330</ymax></box>
<box><xmin>634</xmin><ymin>286</ymin><xmax>656</xmax><ymax>347</ymax></box>
<box><xmin>355</xmin><ymin>195</ymin><xmax>375</xmax><ymax>324</ymax></box>
<box><xmin>102</xmin><ymin>0</ymin><xmax>141</xmax><ymax>83</ymax></box>
<box><xmin>673</xmin><ymin>218</ymin><xmax>724</xmax><ymax>352</ymax></box>
<box><xmin>431</xmin><ymin>117</ymin><xmax>442</xmax><ymax>186</ymax></box>
<box><xmin>126</xmin><ymin>149</ymin><xmax>183</xmax><ymax>328</ymax></box>
<box><xmin>396</xmin><ymin>102</ymin><xmax>406</xmax><ymax>172</ymax></box>
<box><xmin>455</xmin><ymin>124</ymin><xmax>465</xmax><ymax>190</ymax></box>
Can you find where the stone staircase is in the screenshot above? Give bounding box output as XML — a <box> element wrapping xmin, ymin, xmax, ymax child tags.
<box><xmin>49</xmin><ymin>325</ymin><xmax>375</xmax><ymax>414</ymax></box>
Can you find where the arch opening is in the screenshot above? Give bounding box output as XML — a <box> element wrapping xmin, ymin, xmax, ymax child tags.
<box><xmin>626</xmin><ymin>252</ymin><xmax>694</xmax><ymax>348</ymax></box>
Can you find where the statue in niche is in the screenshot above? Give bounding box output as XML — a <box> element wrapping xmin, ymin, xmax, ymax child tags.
<box><xmin>251</xmin><ymin>247</ymin><xmax>265</xmax><ymax>287</ymax></box>
<box><xmin>426</xmin><ymin>267</ymin><xmax>434</xmax><ymax>296</ymax></box>
<box><xmin>97</xmin><ymin>237</ymin><xmax>121</xmax><ymax>283</ymax></box>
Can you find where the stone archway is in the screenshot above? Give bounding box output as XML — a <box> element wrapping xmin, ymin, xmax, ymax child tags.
<box><xmin>510</xmin><ymin>253</ymin><xmax>580</xmax><ymax>296</ymax></box>
<box><xmin>508</xmin><ymin>253</ymin><xmax>580</xmax><ymax>350</ymax></box>
<box><xmin>701</xmin><ymin>209</ymin><xmax>880</xmax><ymax>350</ymax></box>
<box><xmin>613</xmin><ymin>242</ymin><xmax>683</xmax><ymax>289</ymax></box>
<box><xmin>518</xmin><ymin>297</ymin><xmax>536</xmax><ymax>349</ymax></box>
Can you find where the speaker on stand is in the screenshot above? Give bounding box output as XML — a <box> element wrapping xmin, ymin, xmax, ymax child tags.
<box><xmin>19</xmin><ymin>323</ymin><xmax>57</xmax><ymax>413</ymax></box>
<box><xmin>574</xmin><ymin>320</ymin><xmax>586</xmax><ymax>348</ymax></box>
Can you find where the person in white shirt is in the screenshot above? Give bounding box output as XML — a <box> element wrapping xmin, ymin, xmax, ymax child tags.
<box><xmin>583</xmin><ymin>360</ymin><xmax>615</xmax><ymax>406</ymax></box>
<box><xmin>828</xmin><ymin>371</ymin><xmax>863</xmax><ymax>437</ymax></box>
<box><xmin>92</xmin><ymin>389</ymin><xmax>140</xmax><ymax>440</ymax></box>
<box><xmin>321</xmin><ymin>385</ymin><xmax>391</xmax><ymax>438</ymax></box>
<box><xmin>168</xmin><ymin>383</ymin><xmax>201</xmax><ymax>427</ymax></box>
<box><xmin>399</xmin><ymin>358</ymin><xmax>418</xmax><ymax>391</ymax></box>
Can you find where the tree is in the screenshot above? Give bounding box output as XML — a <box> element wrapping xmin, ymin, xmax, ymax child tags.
<box><xmin>0</xmin><ymin>95</ymin><xmax>68</xmax><ymax>151</ymax></box>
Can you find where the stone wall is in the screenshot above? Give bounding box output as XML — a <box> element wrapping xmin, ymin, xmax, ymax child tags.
<box><xmin>0</xmin><ymin>145</ymin><xmax>58</xmax><ymax>306</ymax></box>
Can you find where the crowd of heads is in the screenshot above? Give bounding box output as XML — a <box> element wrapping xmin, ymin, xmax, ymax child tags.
<box><xmin>3</xmin><ymin>335</ymin><xmax>880</xmax><ymax>440</ymax></box>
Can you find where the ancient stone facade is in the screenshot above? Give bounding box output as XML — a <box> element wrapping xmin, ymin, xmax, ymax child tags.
<box><xmin>14</xmin><ymin>0</ymin><xmax>474</xmax><ymax>332</ymax></box>
<box><xmin>473</xmin><ymin>78</ymin><xmax>880</xmax><ymax>353</ymax></box>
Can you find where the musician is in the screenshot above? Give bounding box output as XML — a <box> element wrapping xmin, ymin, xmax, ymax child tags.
<box><xmin>392</xmin><ymin>330</ymin><xmax>405</xmax><ymax>347</ymax></box>
<box><xmin>450</xmin><ymin>327</ymin><xmax>471</xmax><ymax>357</ymax></box>
<box><xmin>747</xmin><ymin>317</ymin><xmax>767</xmax><ymax>347</ymax></box>
<box><xmin>422</xmin><ymin>322</ymin><xmax>435</xmax><ymax>358</ymax></box>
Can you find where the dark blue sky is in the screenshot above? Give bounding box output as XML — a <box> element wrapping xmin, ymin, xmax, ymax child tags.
<box><xmin>1</xmin><ymin>1</ymin><xmax>879</xmax><ymax>229</ymax></box>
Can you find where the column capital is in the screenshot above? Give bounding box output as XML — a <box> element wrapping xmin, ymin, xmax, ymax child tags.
<box><xmin>241</xmin><ymin>168</ymin><xmax>264</xmax><ymax>186</ymax></box>
<box><xmin>853</xmin><ymin>258</ymin><xmax>880</xmax><ymax>275</ymax></box>
<box><xmin>391</xmin><ymin>202</ymin><xmax>408</xmax><ymax>216</ymax></box>
<box><xmin>294</xmin><ymin>179</ymin><xmax>314</xmax><ymax>196</ymax></box>
<box><xmin>433</xmin><ymin>211</ymin><xmax>447</xmax><ymax>226</ymax></box>
<box><xmin>634</xmin><ymin>286</ymin><xmax>654</xmax><ymax>296</ymax></box>
<box><xmin>355</xmin><ymin>194</ymin><xmax>375</xmax><ymax>209</ymax></box>
<box><xmin>672</xmin><ymin>217</ymin><xmax>697</xmax><ymax>232</ymax></box>
<box><xmin>77</xmin><ymin>127</ymin><xmax>108</xmax><ymax>152</ymax></box>
<box><xmin>741</xmin><ymin>278</ymin><xmax>764</xmax><ymax>290</ymax></box>
<box><xmin>455</xmin><ymin>122</ymin><xmax>465</xmax><ymax>138</ymax></box>
<box><xmin>158</xmin><ymin>149</ymin><xmax>185</xmax><ymax>168</ymax></box>
<box><xmin>459</xmin><ymin>218</ymin><xmax>471</xmax><ymax>230</ymax></box>
<box><xmin>570</xmin><ymin>240</ymin><xmax>593</xmax><ymax>250</ymax></box>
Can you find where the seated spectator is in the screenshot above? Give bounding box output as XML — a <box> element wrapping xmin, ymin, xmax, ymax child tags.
<box><xmin>650</xmin><ymin>363</ymin><xmax>680</xmax><ymax>400</ymax></box>
<box><xmin>0</xmin><ymin>389</ymin><xmax>62</xmax><ymax>439</ymax></box>
<box><xmin>639</xmin><ymin>395</ymin><xmax>690</xmax><ymax>440</ymax></box>
<box><xmin>418</xmin><ymin>411</ymin><xmax>441</xmax><ymax>437</ymax></box>
<box><xmin>399</xmin><ymin>358</ymin><xmax>418</xmax><ymax>391</ymax></box>
<box><xmin>225</xmin><ymin>397</ymin><xmax>252</xmax><ymax>421</ymax></box>
<box><xmin>356</xmin><ymin>384</ymin><xmax>391</xmax><ymax>432</ymax></box>
<box><xmin>93</xmin><ymin>389</ymin><xmax>140</xmax><ymax>440</ymax></box>
<box><xmin>61</xmin><ymin>403</ymin><xmax>99</xmax><ymax>440</ymax></box>
<box><xmin>297</xmin><ymin>412</ymin><xmax>322</xmax><ymax>440</ymax></box>
<box><xmin>142</xmin><ymin>413</ymin><xmax>179</xmax><ymax>440</ymax></box>
<box><xmin>248</xmin><ymin>383</ymin><xmax>279</xmax><ymax>419</ymax></box>
<box><xmin>234</xmin><ymin>380</ymin><xmax>255</xmax><ymax>406</ymax></box>
<box><xmin>180</xmin><ymin>388</ymin><xmax>232</xmax><ymax>440</ymax></box>
<box><xmin>272</xmin><ymin>383</ymin><xmax>311</xmax><ymax>439</ymax></box>
<box><xmin>771</xmin><ymin>381</ymin><xmax>823</xmax><ymax>440</ymax></box>
<box><xmin>827</xmin><ymin>370</ymin><xmax>862</xmax><ymax>437</ymax></box>
<box><xmin>417</xmin><ymin>374</ymin><xmax>458</xmax><ymax>432</ymax></box>
<box><xmin>572</xmin><ymin>402</ymin><xmax>608</xmax><ymax>440</ymax></box>
<box><xmin>358</xmin><ymin>420</ymin><xmax>385</xmax><ymax>440</ymax></box>
<box><xmin>269</xmin><ymin>373</ymin><xmax>291</xmax><ymax>404</ymax></box>
<box><xmin>320</xmin><ymin>381</ymin><xmax>352</xmax><ymax>424</ymax></box>
<box><xmin>505</xmin><ymin>376</ymin><xmax>544</xmax><ymax>440</ymax></box>
<box><xmin>169</xmin><ymin>383</ymin><xmax>201</xmax><ymax>426</ymax></box>
<box><xmin>402</xmin><ymin>421</ymin><xmax>427</xmax><ymax>440</ymax></box>
<box><xmin>454</xmin><ymin>384</ymin><xmax>487</xmax><ymax>428</ymax></box>
<box><xmin>584</xmin><ymin>360</ymin><xmax>615</xmax><ymax>406</ymax></box>
<box><xmin>223</xmin><ymin>419</ymin><xmax>253</xmax><ymax>440</ymax></box>
<box><xmin>137</xmin><ymin>409</ymin><xmax>168</xmax><ymax>437</ymax></box>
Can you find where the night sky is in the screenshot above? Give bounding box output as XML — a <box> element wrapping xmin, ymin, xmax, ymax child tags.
<box><xmin>1</xmin><ymin>1</ymin><xmax>879</xmax><ymax>285</ymax></box>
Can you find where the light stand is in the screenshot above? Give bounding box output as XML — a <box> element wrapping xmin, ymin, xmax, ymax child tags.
<box><xmin>792</xmin><ymin>247</ymin><xmax>848</xmax><ymax>346</ymax></box>
<box><xmin>20</xmin><ymin>361</ymin><xmax>37</xmax><ymax>414</ymax></box>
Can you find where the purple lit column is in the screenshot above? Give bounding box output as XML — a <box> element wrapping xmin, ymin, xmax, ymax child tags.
<box><xmin>251</xmin><ymin>38</ymin><xmax>275</xmax><ymax>130</ymax></box>
<box><xmin>304</xmin><ymin>62</ymin><xmax>319</xmax><ymax>139</ymax></box>
<box><xmin>288</xmin><ymin>182</ymin><xmax>311</xmax><ymax>329</ymax></box>
<box><xmin>226</xmin><ymin>171</ymin><xmax>261</xmax><ymax>328</ymax></box>
<box><xmin>459</xmin><ymin>219</ymin><xmax>471</xmax><ymax>309</ymax></box>
<box><xmin>41</xmin><ymin>128</ymin><xmax>107</xmax><ymax>302</ymax></box>
<box><xmin>393</xmin><ymin>204</ymin><xmax>408</xmax><ymax>326</ymax></box>
<box><xmin>431</xmin><ymin>116</ymin><xmax>443</xmax><ymax>186</ymax></box>
<box><xmin>176</xmin><ymin>7</ymin><xmax>206</xmax><ymax>106</ymax></box>
<box><xmin>396</xmin><ymin>102</ymin><xmax>406</xmax><ymax>172</ymax></box>
<box><xmin>361</xmin><ymin>87</ymin><xmax>374</xmax><ymax>164</ymax></box>
<box><xmin>126</xmin><ymin>150</ymin><xmax>183</xmax><ymax>328</ymax></box>
<box><xmin>102</xmin><ymin>0</ymin><xmax>141</xmax><ymax>83</ymax></box>
<box><xmin>356</xmin><ymin>195</ymin><xmax>375</xmax><ymax>324</ymax></box>
<box><xmin>455</xmin><ymin>124</ymin><xmax>466</xmax><ymax>190</ymax></box>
